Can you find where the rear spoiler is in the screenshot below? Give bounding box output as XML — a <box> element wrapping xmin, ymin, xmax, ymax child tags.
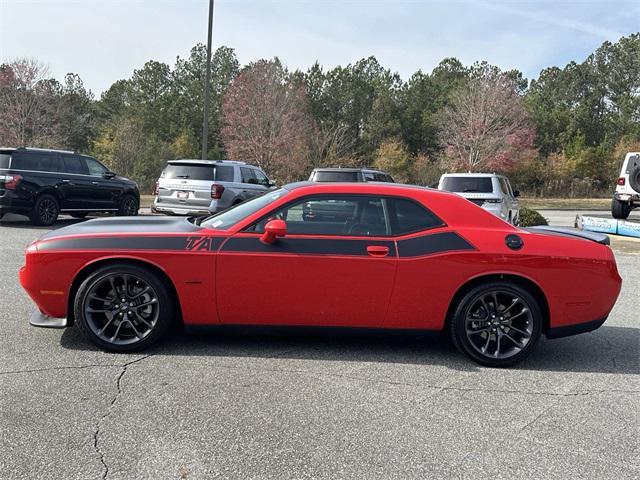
<box><xmin>525</xmin><ymin>226</ymin><xmax>610</xmax><ymax>246</ymax></box>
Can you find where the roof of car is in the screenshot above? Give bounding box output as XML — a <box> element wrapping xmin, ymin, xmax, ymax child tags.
<box><xmin>283</xmin><ymin>181</ymin><xmax>436</xmax><ymax>193</ymax></box>
<box><xmin>167</xmin><ymin>159</ymin><xmax>246</xmax><ymax>166</ymax></box>
<box><xmin>441</xmin><ymin>173</ymin><xmax>502</xmax><ymax>178</ymax></box>
<box><xmin>311</xmin><ymin>167</ymin><xmax>385</xmax><ymax>173</ymax></box>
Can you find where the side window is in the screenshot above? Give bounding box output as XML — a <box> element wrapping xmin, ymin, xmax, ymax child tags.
<box><xmin>363</xmin><ymin>172</ymin><xmax>376</xmax><ymax>181</ymax></box>
<box><xmin>388</xmin><ymin>198</ymin><xmax>443</xmax><ymax>235</ymax></box>
<box><xmin>84</xmin><ymin>157</ymin><xmax>107</xmax><ymax>176</ymax></box>
<box><xmin>214</xmin><ymin>165</ymin><xmax>234</xmax><ymax>182</ymax></box>
<box><xmin>253</xmin><ymin>169</ymin><xmax>270</xmax><ymax>186</ymax></box>
<box><xmin>241</xmin><ymin>167</ymin><xmax>257</xmax><ymax>184</ymax></box>
<box><xmin>374</xmin><ymin>173</ymin><xmax>387</xmax><ymax>182</ymax></box>
<box><xmin>250</xmin><ymin>195</ymin><xmax>390</xmax><ymax>237</ymax></box>
<box><xmin>11</xmin><ymin>152</ymin><xmax>58</xmax><ymax>172</ymax></box>
<box><xmin>63</xmin><ymin>155</ymin><xmax>89</xmax><ymax>175</ymax></box>
<box><xmin>498</xmin><ymin>178</ymin><xmax>509</xmax><ymax>195</ymax></box>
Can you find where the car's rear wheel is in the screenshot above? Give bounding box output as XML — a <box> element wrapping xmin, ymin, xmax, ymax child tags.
<box><xmin>117</xmin><ymin>195</ymin><xmax>139</xmax><ymax>216</ymax></box>
<box><xmin>74</xmin><ymin>264</ymin><xmax>174</xmax><ymax>352</ymax></box>
<box><xmin>450</xmin><ymin>282</ymin><xmax>542</xmax><ymax>367</ymax></box>
<box><xmin>612</xmin><ymin>198</ymin><xmax>631</xmax><ymax>219</ymax></box>
<box><xmin>30</xmin><ymin>194</ymin><xmax>59</xmax><ymax>226</ymax></box>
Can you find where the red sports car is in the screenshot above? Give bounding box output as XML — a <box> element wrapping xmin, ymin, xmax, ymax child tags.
<box><xmin>20</xmin><ymin>182</ymin><xmax>622</xmax><ymax>366</ymax></box>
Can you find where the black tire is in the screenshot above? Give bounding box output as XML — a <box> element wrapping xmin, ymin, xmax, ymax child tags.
<box><xmin>30</xmin><ymin>194</ymin><xmax>59</xmax><ymax>226</ymax></box>
<box><xmin>449</xmin><ymin>281</ymin><xmax>543</xmax><ymax>367</ymax></box>
<box><xmin>74</xmin><ymin>264</ymin><xmax>175</xmax><ymax>352</ymax></box>
<box><xmin>611</xmin><ymin>198</ymin><xmax>631</xmax><ymax>220</ymax></box>
<box><xmin>629</xmin><ymin>166</ymin><xmax>640</xmax><ymax>193</ymax></box>
<box><xmin>70</xmin><ymin>212</ymin><xmax>88</xmax><ymax>219</ymax></box>
<box><xmin>117</xmin><ymin>195</ymin><xmax>139</xmax><ymax>216</ymax></box>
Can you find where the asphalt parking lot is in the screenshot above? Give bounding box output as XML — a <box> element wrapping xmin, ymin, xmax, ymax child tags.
<box><xmin>1</xmin><ymin>213</ymin><xmax>638</xmax><ymax>480</ymax></box>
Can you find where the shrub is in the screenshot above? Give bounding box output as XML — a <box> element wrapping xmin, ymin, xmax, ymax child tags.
<box><xmin>519</xmin><ymin>207</ymin><xmax>548</xmax><ymax>226</ymax></box>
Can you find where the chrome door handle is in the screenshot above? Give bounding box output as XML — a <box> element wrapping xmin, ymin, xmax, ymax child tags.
<box><xmin>61</xmin><ymin>179</ymin><xmax>71</xmax><ymax>183</ymax></box>
<box><xmin>91</xmin><ymin>181</ymin><xmax>99</xmax><ymax>185</ymax></box>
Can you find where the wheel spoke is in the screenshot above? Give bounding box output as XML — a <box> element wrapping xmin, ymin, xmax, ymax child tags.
<box><xmin>129</xmin><ymin>286</ymin><xmax>151</xmax><ymax>300</ymax></box>
<box><xmin>494</xmin><ymin>334</ymin><xmax>502</xmax><ymax>357</ymax></box>
<box><xmin>505</xmin><ymin>324</ymin><xmax>531</xmax><ymax>337</ymax></box>
<box><xmin>98</xmin><ymin>315</ymin><xmax>117</xmax><ymax>335</ymax></box>
<box><xmin>502</xmin><ymin>298</ymin><xmax>520</xmax><ymax>314</ymax></box>
<box><xmin>126</xmin><ymin>318</ymin><xmax>143</xmax><ymax>339</ymax></box>
<box><xmin>134</xmin><ymin>298</ymin><xmax>158</xmax><ymax>309</ymax></box>
<box><xmin>481</xmin><ymin>333</ymin><xmax>492</xmax><ymax>353</ymax></box>
<box><xmin>132</xmin><ymin>310</ymin><xmax>153</xmax><ymax>329</ymax></box>
<box><xmin>110</xmin><ymin>321</ymin><xmax>124</xmax><ymax>342</ymax></box>
<box><xmin>468</xmin><ymin>327</ymin><xmax>491</xmax><ymax>336</ymax></box>
<box><xmin>86</xmin><ymin>308</ymin><xmax>111</xmax><ymax>313</ymax></box>
<box><xmin>492</xmin><ymin>292</ymin><xmax>500</xmax><ymax>313</ymax></box>
<box><xmin>508</xmin><ymin>309</ymin><xmax>528</xmax><ymax>321</ymax></box>
<box><xmin>89</xmin><ymin>294</ymin><xmax>110</xmax><ymax>303</ymax></box>
<box><xmin>503</xmin><ymin>332</ymin><xmax>525</xmax><ymax>349</ymax></box>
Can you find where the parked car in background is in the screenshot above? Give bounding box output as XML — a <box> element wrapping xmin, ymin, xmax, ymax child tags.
<box><xmin>152</xmin><ymin>160</ymin><xmax>274</xmax><ymax>216</ymax></box>
<box><xmin>0</xmin><ymin>147</ymin><xmax>139</xmax><ymax>226</ymax></box>
<box><xmin>611</xmin><ymin>152</ymin><xmax>640</xmax><ymax>219</ymax></box>
<box><xmin>438</xmin><ymin>173</ymin><xmax>520</xmax><ymax>225</ymax></box>
<box><xmin>309</xmin><ymin>167</ymin><xmax>394</xmax><ymax>183</ymax></box>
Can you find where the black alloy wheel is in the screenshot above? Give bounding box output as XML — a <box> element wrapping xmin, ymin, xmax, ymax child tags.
<box><xmin>74</xmin><ymin>264</ymin><xmax>174</xmax><ymax>351</ymax></box>
<box><xmin>30</xmin><ymin>194</ymin><xmax>59</xmax><ymax>226</ymax></box>
<box><xmin>451</xmin><ymin>282</ymin><xmax>542</xmax><ymax>367</ymax></box>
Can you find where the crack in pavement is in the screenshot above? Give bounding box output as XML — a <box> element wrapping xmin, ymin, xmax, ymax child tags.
<box><xmin>0</xmin><ymin>364</ymin><xmax>124</xmax><ymax>375</ymax></box>
<box><xmin>93</xmin><ymin>354</ymin><xmax>152</xmax><ymax>480</ymax></box>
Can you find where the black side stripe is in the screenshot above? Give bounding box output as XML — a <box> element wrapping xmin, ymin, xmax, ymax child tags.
<box><xmin>396</xmin><ymin>231</ymin><xmax>475</xmax><ymax>257</ymax></box>
<box><xmin>37</xmin><ymin>236</ymin><xmax>225</xmax><ymax>252</ymax></box>
<box><xmin>221</xmin><ymin>237</ymin><xmax>397</xmax><ymax>257</ymax></box>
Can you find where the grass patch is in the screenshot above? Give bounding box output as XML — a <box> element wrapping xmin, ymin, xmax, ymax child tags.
<box><xmin>520</xmin><ymin>197</ymin><xmax>611</xmax><ymax>210</ymax></box>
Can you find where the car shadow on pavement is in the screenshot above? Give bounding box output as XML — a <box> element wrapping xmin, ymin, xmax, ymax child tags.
<box><xmin>0</xmin><ymin>214</ymin><xmax>85</xmax><ymax>230</ymax></box>
<box><xmin>59</xmin><ymin>324</ymin><xmax>639</xmax><ymax>374</ymax></box>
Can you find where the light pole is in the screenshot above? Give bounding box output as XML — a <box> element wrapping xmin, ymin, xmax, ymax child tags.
<box><xmin>202</xmin><ymin>0</ymin><xmax>214</xmax><ymax>160</ymax></box>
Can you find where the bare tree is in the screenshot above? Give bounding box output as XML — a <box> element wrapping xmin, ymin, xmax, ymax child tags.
<box><xmin>0</xmin><ymin>58</ymin><xmax>65</xmax><ymax>147</ymax></box>
<box><xmin>438</xmin><ymin>67</ymin><xmax>536</xmax><ymax>171</ymax></box>
<box><xmin>221</xmin><ymin>59</ymin><xmax>317</xmax><ymax>183</ymax></box>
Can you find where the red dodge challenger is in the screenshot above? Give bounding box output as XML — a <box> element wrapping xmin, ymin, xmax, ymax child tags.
<box><xmin>20</xmin><ymin>182</ymin><xmax>622</xmax><ymax>366</ymax></box>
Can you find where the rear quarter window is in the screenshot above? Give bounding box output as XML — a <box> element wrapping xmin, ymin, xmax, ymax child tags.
<box><xmin>11</xmin><ymin>151</ymin><xmax>61</xmax><ymax>172</ymax></box>
<box><xmin>389</xmin><ymin>198</ymin><xmax>444</xmax><ymax>234</ymax></box>
<box><xmin>0</xmin><ymin>153</ymin><xmax>10</xmax><ymax>169</ymax></box>
<box><xmin>215</xmin><ymin>165</ymin><xmax>234</xmax><ymax>182</ymax></box>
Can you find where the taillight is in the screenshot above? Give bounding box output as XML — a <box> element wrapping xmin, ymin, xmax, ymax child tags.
<box><xmin>211</xmin><ymin>184</ymin><xmax>224</xmax><ymax>199</ymax></box>
<box><xmin>1</xmin><ymin>174</ymin><xmax>22</xmax><ymax>190</ymax></box>
<box><xmin>153</xmin><ymin>181</ymin><xmax>159</xmax><ymax>195</ymax></box>
<box><xmin>617</xmin><ymin>177</ymin><xmax>626</xmax><ymax>186</ymax></box>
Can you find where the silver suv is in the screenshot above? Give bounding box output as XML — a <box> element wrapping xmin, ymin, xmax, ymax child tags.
<box><xmin>438</xmin><ymin>173</ymin><xmax>520</xmax><ymax>225</ymax></box>
<box><xmin>152</xmin><ymin>160</ymin><xmax>274</xmax><ymax>216</ymax></box>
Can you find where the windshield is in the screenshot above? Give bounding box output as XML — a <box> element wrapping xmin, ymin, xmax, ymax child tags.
<box><xmin>311</xmin><ymin>171</ymin><xmax>359</xmax><ymax>182</ymax></box>
<box><xmin>200</xmin><ymin>188</ymin><xmax>287</xmax><ymax>230</ymax></box>
<box><xmin>162</xmin><ymin>163</ymin><xmax>234</xmax><ymax>182</ymax></box>
<box><xmin>441</xmin><ymin>176</ymin><xmax>493</xmax><ymax>193</ymax></box>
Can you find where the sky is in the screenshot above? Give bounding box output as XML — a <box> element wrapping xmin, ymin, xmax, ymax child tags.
<box><xmin>1</xmin><ymin>0</ymin><xmax>638</xmax><ymax>96</ymax></box>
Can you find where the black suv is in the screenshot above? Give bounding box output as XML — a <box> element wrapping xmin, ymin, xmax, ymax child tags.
<box><xmin>309</xmin><ymin>167</ymin><xmax>395</xmax><ymax>183</ymax></box>
<box><xmin>0</xmin><ymin>147</ymin><xmax>140</xmax><ymax>226</ymax></box>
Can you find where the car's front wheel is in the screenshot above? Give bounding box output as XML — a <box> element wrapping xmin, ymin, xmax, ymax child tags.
<box><xmin>117</xmin><ymin>195</ymin><xmax>139</xmax><ymax>216</ymax></box>
<box><xmin>74</xmin><ymin>264</ymin><xmax>175</xmax><ymax>352</ymax></box>
<box><xmin>612</xmin><ymin>198</ymin><xmax>631</xmax><ymax>219</ymax></box>
<box><xmin>450</xmin><ymin>282</ymin><xmax>543</xmax><ymax>367</ymax></box>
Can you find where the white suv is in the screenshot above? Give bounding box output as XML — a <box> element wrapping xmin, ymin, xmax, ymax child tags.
<box><xmin>612</xmin><ymin>152</ymin><xmax>640</xmax><ymax>219</ymax></box>
<box><xmin>438</xmin><ymin>173</ymin><xmax>520</xmax><ymax>225</ymax></box>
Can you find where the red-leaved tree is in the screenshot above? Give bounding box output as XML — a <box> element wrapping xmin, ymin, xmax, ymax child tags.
<box><xmin>221</xmin><ymin>59</ymin><xmax>317</xmax><ymax>183</ymax></box>
<box><xmin>438</xmin><ymin>66</ymin><xmax>537</xmax><ymax>172</ymax></box>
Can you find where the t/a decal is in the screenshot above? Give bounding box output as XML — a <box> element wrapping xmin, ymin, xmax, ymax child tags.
<box><xmin>185</xmin><ymin>236</ymin><xmax>216</xmax><ymax>251</ymax></box>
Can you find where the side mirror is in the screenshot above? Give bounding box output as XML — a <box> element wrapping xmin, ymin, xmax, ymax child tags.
<box><xmin>260</xmin><ymin>219</ymin><xmax>287</xmax><ymax>244</ymax></box>
<box><xmin>513</xmin><ymin>190</ymin><xmax>520</xmax><ymax>197</ymax></box>
<box><xmin>103</xmin><ymin>171</ymin><xmax>116</xmax><ymax>179</ymax></box>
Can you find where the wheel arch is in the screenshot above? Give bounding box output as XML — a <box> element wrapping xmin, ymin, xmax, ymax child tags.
<box><xmin>445</xmin><ymin>273</ymin><xmax>550</xmax><ymax>334</ymax></box>
<box><xmin>66</xmin><ymin>256</ymin><xmax>182</xmax><ymax>326</ymax></box>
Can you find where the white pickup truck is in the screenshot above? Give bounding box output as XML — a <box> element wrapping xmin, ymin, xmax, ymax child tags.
<box><xmin>612</xmin><ymin>152</ymin><xmax>640</xmax><ymax>219</ymax></box>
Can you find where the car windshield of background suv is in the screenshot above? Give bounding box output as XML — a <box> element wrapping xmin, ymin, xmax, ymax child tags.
<box><xmin>442</xmin><ymin>177</ymin><xmax>493</xmax><ymax>193</ymax></box>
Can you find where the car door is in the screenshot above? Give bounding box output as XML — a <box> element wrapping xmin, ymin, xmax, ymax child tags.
<box><xmin>215</xmin><ymin>194</ymin><xmax>398</xmax><ymax>327</ymax></box>
<box><xmin>83</xmin><ymin>156</ymin><xmax>122</xmax><ymax>210</ymax></box>
<box><xmin>59</xmin><ymin>154</ymin><xmax>94</xmax><ymax>209</ymax></box>
<box><xmin>239</xmin><ymin>166</ymin><xmax>264</xmax><ymax>200</ymax></box>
